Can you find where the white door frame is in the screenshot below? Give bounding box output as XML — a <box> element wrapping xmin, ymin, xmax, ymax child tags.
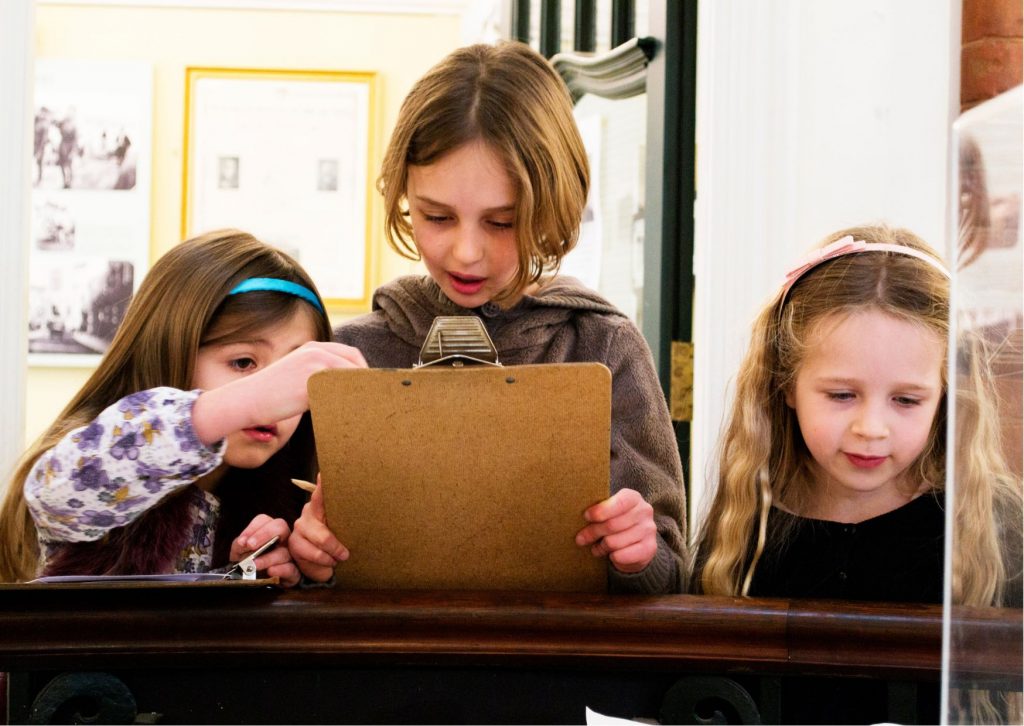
<box><xmin>0</xmin><ymin>0</ymin><xmax>33</xmax><ymax>489</ymax></box>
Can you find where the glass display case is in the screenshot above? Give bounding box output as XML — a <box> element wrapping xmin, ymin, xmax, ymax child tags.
<box><xmin>945</xmin><ymin>85</ymin><xmax>1023</xmax><ymax>725</ymax></box>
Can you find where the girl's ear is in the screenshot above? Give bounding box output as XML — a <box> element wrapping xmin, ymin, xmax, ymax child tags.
<box><xmin>784</xmin><ymin>384</ymin><xmax>796</xmax><ymax>409</ymax></box>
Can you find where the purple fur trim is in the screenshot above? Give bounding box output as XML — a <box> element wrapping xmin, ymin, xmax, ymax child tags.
<box><xmin>42</xmin><ymin>487</ymin><xmax>199</xmax><ymax>576</ymax></box>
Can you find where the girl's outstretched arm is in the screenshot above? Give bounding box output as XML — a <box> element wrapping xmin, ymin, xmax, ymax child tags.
<box><xmin>289</xmin><ymin>478</ymin><xmax>349</xmax><ymax>582</ymax></box>
<box><xmin>25</xmin><ymin>388</ymin><xmax>224</xmax><ymax>544</ymax></box>
<box><xmin>191</xmin><ymin>341</ymin><xmax>367</xmax><ymax>445</ymax></box>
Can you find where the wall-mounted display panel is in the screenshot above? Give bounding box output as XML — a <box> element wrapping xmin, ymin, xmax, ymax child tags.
<box><xmin>29</xmin><ymin>59</ymin><xmax>152</xmax><ymax>367</ymax></box>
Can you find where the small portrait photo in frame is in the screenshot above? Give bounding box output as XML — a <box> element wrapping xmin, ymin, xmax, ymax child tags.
<box><xmin>183</xmin><ymin>67</ymin><xmax>376</xmax><ymax>307</ymax></box>
<box><xmin>317</xmin><ymin>158</ymin><xmax>339</xmax><ymax>192</ymax></box>
<box><xmin>217</xmin><ymin>155</ymin><xmax>240</xmax><ymax>190</ymax></box>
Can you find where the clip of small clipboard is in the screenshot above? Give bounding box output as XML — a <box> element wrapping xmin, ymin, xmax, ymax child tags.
<box><xmin>415</xmin><ymin>316</ymin><xmax>500</xmax><ymax>368</ymax></box>
<box><xmin>223</xmin><ymin>535</ymin><xmax>279</xmax><ymax>581</ymax></box>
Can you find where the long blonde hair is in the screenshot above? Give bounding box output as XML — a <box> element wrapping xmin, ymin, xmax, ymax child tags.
<box><xmin>695</xmin><ymin>225</ymin><xmax>1021</xmax><ymax>608</ymax></box>
<box><xmin>0</xmin><ymin>230</ymin><xmax>332</xmax><ymax>582</ymax></box>
<box><xmin>377</xmin><ymin>41</ymin><xmax>589</xmax><ymax>303</ymax></box>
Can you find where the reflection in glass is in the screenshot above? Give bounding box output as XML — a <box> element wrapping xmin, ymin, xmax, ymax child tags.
<box><xmin>946</xmin><ymin>86</ymin><xmax>1023</xmax><ymax>725</ymax></box>
<box><xmin>565</xmin><ymin>92</ymin><xmax>647</xmax><ymax>326</ymax></box>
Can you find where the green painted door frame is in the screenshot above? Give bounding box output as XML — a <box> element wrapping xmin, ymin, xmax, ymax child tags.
<box><xmin>642</xmin><ymin>0</ymin><xmax>697</xmax><ymax>492</ymax></box>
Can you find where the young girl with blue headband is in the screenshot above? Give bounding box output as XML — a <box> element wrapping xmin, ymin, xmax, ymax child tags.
<box><xmin>0</xmin><ymin>230</ymin><xmax>367</xmax><ymax>585</ymax></box>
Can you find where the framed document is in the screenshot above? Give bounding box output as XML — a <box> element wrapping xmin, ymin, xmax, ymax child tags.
<box><xmin>183</xmin><ymin>67</ymin><xmax>376</xmax><ymax>307</ymax></box>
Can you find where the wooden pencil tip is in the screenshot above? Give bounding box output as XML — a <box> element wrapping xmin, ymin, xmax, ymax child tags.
<box><xmin>291</xmin><ymin>478</ymin><xmax>317</xmax><ymax>493</ymax></box>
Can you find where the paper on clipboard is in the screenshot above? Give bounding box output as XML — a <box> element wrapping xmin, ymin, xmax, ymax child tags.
<box><xmin>9</xmin><ymin>574</ymin><xmax>280</xmax><ymax>590</ymax></box>
<box><xmin>307</xmin><ymin>362</ymin><xmax>611</xmax><ymax>592</ymax></box>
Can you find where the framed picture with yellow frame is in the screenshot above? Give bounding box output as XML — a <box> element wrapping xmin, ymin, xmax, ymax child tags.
<box><xmin>182</xmin><ymin>67</ymin><xmax>376</xmax><ymax>308</ymax></box>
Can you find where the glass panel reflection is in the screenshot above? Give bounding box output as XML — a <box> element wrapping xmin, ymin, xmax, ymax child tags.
<box><xmin>566</xmin><ymin>92</ymin><xmax>647</xmax><ymax>326</ymax></box>
<box><xmin>946</xmin><ymin>86</ymin><xmax>1023</xmax><ymax>725</ymax></box>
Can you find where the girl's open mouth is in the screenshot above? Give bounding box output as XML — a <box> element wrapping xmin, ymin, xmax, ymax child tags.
<box><xmin>449</xmin><ymin>272</ymin><xmax>485</xmax><ymax>296</ymax></box>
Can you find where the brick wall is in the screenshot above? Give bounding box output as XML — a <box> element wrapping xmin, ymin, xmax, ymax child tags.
<box><xmin>961</xmin><ymin>0</ymin><xmax>1023</xmax><ymax>110</ymax></box>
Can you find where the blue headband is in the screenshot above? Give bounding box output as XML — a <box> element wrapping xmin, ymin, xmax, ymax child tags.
<box><xmin>228</xmin><ymin>277</ymin><xmax>324</xmax><ymax>313</ymax></box>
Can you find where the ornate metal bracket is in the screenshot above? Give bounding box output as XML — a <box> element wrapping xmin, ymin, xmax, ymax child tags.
<box><xmin>551</xmin><ymin>36</ymin><xmax>657</xmax><ymax>104</ymax></box>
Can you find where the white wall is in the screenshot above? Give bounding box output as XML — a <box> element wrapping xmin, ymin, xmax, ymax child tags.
<box><xmin>691</xmin><ymin>0</ymin><xmax>960</xmax><ymax>529</ymax></box>
<box><xmin>0</xmin><ymin>0</ymin><xmax>33</xmax><ymax>487</ymax></box>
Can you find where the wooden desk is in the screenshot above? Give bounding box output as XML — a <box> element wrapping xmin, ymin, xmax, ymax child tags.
<box><xmin>1</xmin><ymin>587</ymin><xmax>1020</xmax><ymax>724</ymax></box>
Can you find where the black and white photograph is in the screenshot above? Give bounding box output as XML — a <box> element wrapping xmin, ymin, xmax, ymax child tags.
<box><xmin>32</xmin><ymin>199</ymin><xmax>76</xmax><ymax>252</ymax></box>
<box><xmin>317</xmin><ymin>158</ymin><xmax>339</xmax><ymax>191</ymax></box>
<box><xmin>28</xmin><ymin>258</ymin><xmax>134</xmax><ymax>356</ymax></box>
<box><xmin>32</xmin><ymin>103</ymin><xmax>138</xmax><ymax>191</ymax></box>
<box><xmin>218</xmin><ymin>155</ymin><xmax>240</xmax><ymax>189</ymax></box>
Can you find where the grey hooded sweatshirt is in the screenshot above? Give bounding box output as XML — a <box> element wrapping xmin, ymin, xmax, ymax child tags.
<box><xmin>335</xmin><ymin>274</ymin><xmax>688</xmax><ymax>594</ymax></box>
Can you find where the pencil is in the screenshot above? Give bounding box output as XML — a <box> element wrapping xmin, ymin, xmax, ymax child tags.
<box><xmin>291</xmin><ymin>478</ymin><xmax>317</xmax><ymax>493</ymax></box>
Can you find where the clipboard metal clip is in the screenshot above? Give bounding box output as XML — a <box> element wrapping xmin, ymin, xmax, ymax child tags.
<box><xmin>223</xmin><ymin>535</ymin><xmax>279</xmax><ymax>581</ymax></box>
<box><xmin>416</xmin><ymin>316</ymin><xmax>501</xmax><ymax>368</ymax></box>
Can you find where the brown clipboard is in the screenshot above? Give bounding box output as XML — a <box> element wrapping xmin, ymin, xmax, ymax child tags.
<box><xmin>307</xmin><ymin>363</ymin><xmax>611</xmax><ymax>592</ymax></box>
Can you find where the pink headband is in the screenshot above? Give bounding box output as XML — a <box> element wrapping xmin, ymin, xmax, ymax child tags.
<box><xmin>781</xmin><ymin>235</ymin><xmax>951</xmax><ymax>296</ymax></box>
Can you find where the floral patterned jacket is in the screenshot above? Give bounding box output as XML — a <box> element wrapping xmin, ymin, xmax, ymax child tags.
<box><xmin>24</xmin><ymin>387</ymin><xmax>225</xmax><ymax>575</ymax></box>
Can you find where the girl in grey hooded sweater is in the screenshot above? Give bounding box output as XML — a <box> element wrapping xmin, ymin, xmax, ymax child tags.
<box><xmin>289</xmin><ymin>42</ymin><xmax>688</xmax><ymax>595</ymax></box>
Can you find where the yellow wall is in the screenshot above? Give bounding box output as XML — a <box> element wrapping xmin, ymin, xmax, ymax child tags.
<box><xmin>27</xmin><ymin>4</ymin><xmax>458</xmax><ymax>443</ymax></box>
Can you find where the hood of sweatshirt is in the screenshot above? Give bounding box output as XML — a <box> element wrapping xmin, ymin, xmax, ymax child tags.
<box><xmin>370</xmin><ymin>275</ymin><xmax>625</xmax><ymax>357</ymax></box>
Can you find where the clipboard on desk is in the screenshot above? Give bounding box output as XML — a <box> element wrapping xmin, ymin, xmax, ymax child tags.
<box><xmin>11</xmin><ymin>536</ymin><xmax>284</xmax><ymax>590</ymax></box>
<box><xmin>307</xmin><ymin>318</ymin><xmax>611</xmax><ymax>592</ymax></box>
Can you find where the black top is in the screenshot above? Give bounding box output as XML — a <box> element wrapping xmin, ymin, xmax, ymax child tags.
<box><xmin>744</xmin><ymin>494</ymin><xmax>945</xmax><ymax>724</ymax></box>
<box><xmin>748</xmin><ymin>492</ymin><xmax>945</xmax><ymax>603</ymax></box>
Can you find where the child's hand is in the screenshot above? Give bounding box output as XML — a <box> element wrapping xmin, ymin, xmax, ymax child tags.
<box><xmin>575</xmin><ymin>488</ymin><xmax>657</xmax><ymax>574</ymax></box>
<box><xmin>288</xmin><ymin>476</ymin><xmax>349</xmax><ymax>582</ymax></box>
<box><xmin>230</xmin><ymin>514</ymin><xmax>300</xmax><ymax>587</ymax></box>
<box><xmin>193</xmin><ymin>341</ymin><xmax>368</xmax><ymax>445</ymax></box>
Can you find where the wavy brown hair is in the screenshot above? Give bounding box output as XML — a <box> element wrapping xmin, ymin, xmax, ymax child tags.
<box><xmin>0</xmin><ymin>229</ymin><xmax>331</xmax><ymax>582</ymax></box>
<box><xmin>377</xmin><ymin>41</ymin><xmax>589</xmax><ymax>303</ymax></box>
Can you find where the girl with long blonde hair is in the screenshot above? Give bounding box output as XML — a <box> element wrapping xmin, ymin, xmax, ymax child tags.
<box><xmin>693</xmin><ymin>224</ymin><xmax>1021</xmax><ymax>722</ymax></box>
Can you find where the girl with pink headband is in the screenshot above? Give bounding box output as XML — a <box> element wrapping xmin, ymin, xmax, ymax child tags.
<box><xmin>691</xmin><ymin>224</ymin><xmax>1021</xmax><ymax>723</ymax></box>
